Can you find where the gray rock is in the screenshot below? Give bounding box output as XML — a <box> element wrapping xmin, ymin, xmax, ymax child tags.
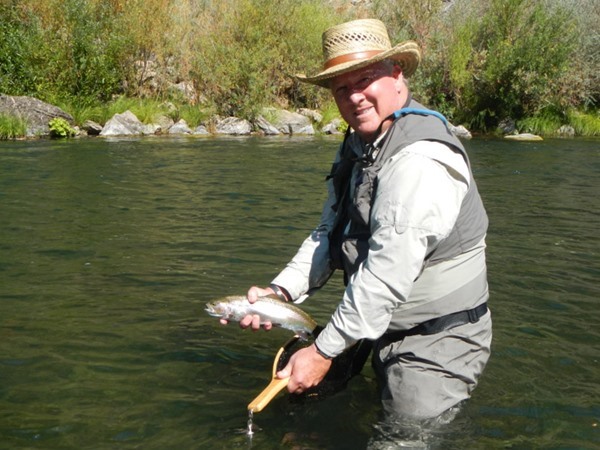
<box><xmin>168</xmin><ymin>119</ymin><xmax>193</xmax><ymax>134</ymax></box>
<box><xmin>100</xmin><ymin>110</ymin><xmax>155</xmax><ymax>136</ymax></box>
<box><xmin>504</xmin><ymin>133</ymin><xmax>543</xmax><ymax>141</ymax></box>
<box><xmin>169</xmin><ymin>81</ymin><xmax>196</xmax><ymax>103</ymax></box>
<box><xmin>0</xmin><ymin>94</ymin><xmax>73</xmax><ymax>137</ymax></box>
<box><xmin>322</xmin><ymin>119</ymin><xmax>344</xmax><ymax>135</ymax></box>
<box><xmin>193</xmin><ymin>125</ymin><xmax>210</xmax><ymax>135</ymax></box>
<box><xmin>263</xmin><ymin>108</ymin><xmax>314</xmax><ymax>135</ymax></box>
<box><xmin>557</xmin><ymin>125</ymin><xmax>575</xmax><ymax>137</ymax></box>
<box><xmin>254</xmin><ymin>115</ymin><xmax>281</xmax><ymax>135</ymax></box>
<box><xmin>449</xmin><ymin>124</ymin><xmax>472</xmax><ymax>140</ymax></box>
<box><xmin>145</xmin><ymin>123</ymin><xmax>161</xmax><ymax>135</ymax></box>
<box><xmin>82</xmin><ymin>120</ymin><xmax>103</xmax><ymax>135</ymax></box>
<box><xmin>155</xmin><ymin>115</ymin><xmax>175</xmax><ymax>132</ymax></box>
<box><xmin>498</xmin><ymin>118</ymin><xmax>516</xmax><ymax>135</ymax></box>
<box><xmin>215</xmin><ymin>117</ymin><xmax>252</xmax><ymax>135</ymax></box>
<box><xmin>297</xmin><ymin>108</ymin><xmax>323</xmax><ymax>123</ymax></box>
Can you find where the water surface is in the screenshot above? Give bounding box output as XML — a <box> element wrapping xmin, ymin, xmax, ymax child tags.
<box><xmin>1</xmin><ymin>136</ymin><xmax>598</xmax><ymax>449</ymax></box>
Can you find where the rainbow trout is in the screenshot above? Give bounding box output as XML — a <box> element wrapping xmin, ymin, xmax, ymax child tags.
<box><xmin>205</xmin><ymin>295</ymin><xmax>318</xmax><ymax>339</ymax></box>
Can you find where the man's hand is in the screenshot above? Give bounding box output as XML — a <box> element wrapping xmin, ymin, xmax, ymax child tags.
<box><xmin>218</xmin><ymin>285</ymin><xmax>274</xmax><ymax>331</ymax></box>
<box><xmin>276</xmin><ymin>344</ymin><xmax>332</xmax><ymax>394</ymax></box>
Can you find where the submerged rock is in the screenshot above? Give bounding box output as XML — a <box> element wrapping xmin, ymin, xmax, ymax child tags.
<box><xmin>504</xmin><ymin>133</ymin><xmax>543</xmax><ymax>141</ymax></box>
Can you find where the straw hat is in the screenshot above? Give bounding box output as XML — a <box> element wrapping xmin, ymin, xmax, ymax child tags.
<box><xmin>296</xmin><ymin>19</ymin><xmax>421</xmax><ymax>88</ymax></box>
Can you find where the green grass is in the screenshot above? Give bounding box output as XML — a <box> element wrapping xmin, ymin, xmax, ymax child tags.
<box><xmin>517</xmin><ymin>109</ymin><xmax>600</xmax><ymax>136</ymax></box>
<box><xmin>319</xmin><ymin>100</ymin><xmax>345</xmax><ymax>129</ymax></box>
<box><xmin>517</xmin><ymin>114</ymin><xmax>563</xmax><ymax>136</ymax></box>
<box><xmin>568</xmin><ymin>110</ymin><xmax>600</xmax><ymax>136</ymax></box>
<box><xmin>177</xmin><ymin>104</ymin><xmax>214</xmax><ymax>128</ymax></box>
<box><xmin>0</xmin><ymin>114</ymin><xmax>27</xmax><ymax>139</ymax></box>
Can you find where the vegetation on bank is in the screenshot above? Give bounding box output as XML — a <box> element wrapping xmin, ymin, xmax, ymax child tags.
<box><xmin>0</xmin><ymin>0</ymin><xmax>598</xmax><ymax>137</ymax></box>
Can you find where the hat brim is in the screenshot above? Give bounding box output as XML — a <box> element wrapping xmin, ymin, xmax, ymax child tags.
<box><xmin>295</xmin><ymin>41</ymin><xmax>421</xmax><ymax>88</ymax></box>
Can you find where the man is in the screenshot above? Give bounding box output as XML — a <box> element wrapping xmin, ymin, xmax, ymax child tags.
<box><xmin>222</xmin><ymin>18</ymin><xmax>492</xmax><ymax>420</ymax></box>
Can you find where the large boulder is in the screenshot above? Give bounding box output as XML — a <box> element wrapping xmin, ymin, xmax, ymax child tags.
<box><xmin>254</xmin><ymin>115</ymin><xmax>281</xmax><ymax>135</ymax></box>
<box><xmin>100</xmin><ymin>110</ymin><xmax>157</xmax><ymax>136</ymax></box>
<box><xmin>214</xmin><ymin>117</ymin><xmax>252</xmax><ymax>135</ymax></box>
<box><xmin>0</xmin><ymin>94</ymin><xmax>73</xmax><ymax>137</ymax></box>
<box><xmin>262</xmin><ymin>108</ymin><xmax>315</xmax><ymax>135</ymax></box>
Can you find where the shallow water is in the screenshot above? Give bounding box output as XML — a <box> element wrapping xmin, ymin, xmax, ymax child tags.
<box><xmin>0</xmin><ymin>135</ymin><xmax>598</xmax><ymax>449</ymax></box>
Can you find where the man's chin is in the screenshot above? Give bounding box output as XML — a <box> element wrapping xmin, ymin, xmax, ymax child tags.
<box><xmin>353</xmin><ymin>126</ymin><xmax>378</xmax><ymax>143</ymax></box>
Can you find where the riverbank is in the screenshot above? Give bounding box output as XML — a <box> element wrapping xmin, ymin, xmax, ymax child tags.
<box><xmin>1</xmin><ymin>1</ymin><xmax>598</xmax><ymax>138</ymax></box>
<box><xmin>1</xmin><ymin>94</ymin><xmax>598</xmax><ymax>141</ymax></box>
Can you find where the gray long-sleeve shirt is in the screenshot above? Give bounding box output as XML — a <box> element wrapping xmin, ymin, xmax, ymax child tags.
<box><xmin>272</xmin><ymin>139</ymin><xmax>488</xmax><ymax>357</ymax></box>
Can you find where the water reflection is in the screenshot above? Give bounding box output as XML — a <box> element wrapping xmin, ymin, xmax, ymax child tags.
<box><xmin>0</xmin><ymin>136</ymin><xmax>598</xmax><ymax>449</ymax></box>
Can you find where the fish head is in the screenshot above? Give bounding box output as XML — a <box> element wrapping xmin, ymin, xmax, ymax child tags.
<box><xmin>205</xmin><ymin>302</ymin><xmax>227</xmax><ymax>318</ymax></box>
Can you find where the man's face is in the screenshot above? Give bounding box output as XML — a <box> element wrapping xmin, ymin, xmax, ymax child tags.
<box><xmin>331</xmin><ymin>61</ymin><xmax>405</xmax><ymax>143</ymax></box>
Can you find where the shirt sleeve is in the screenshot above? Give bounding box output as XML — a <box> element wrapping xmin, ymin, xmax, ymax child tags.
<box><xmin>315</xmin><ymin>141</ymin><xmax>471</xmax><ymax>357</ymax></box>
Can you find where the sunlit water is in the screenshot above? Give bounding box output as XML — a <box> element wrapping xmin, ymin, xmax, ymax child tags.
<box><xmin>0</xmin><ymin>136</ymin><xmax>598</xmax><ymax>449</ymax></box>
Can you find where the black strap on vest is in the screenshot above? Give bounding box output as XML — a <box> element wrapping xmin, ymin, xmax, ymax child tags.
<box><xmin>383</xmin><ymin>303</ymin><xmax>488</xmax><ymax>341</ymax></box>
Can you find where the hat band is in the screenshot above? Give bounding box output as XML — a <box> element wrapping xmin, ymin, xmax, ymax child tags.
<box><xmin>323</xmin><ymin>50</ymin><xmax>384</xmax><ymax>70</ymax></box>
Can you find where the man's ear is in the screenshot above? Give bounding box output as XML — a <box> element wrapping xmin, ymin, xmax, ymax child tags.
<box><xmin>392</xmin><ymin>65</ymin><xmax>404</xmax><ymax>92</ymax></box>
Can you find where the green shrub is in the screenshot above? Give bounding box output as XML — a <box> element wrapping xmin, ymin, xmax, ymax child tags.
<box><xmin>473</xmin><ymin>0</ymin><xmax>577</xmax><ymax>126</ymax></box>
<box><xmin>49</xmin><ymin>117</ymin><xmax>76</xmax><ymax>138</ymax></box>
<box><xmin>0</xmin><ymin>3</ymin><xmax>40</xmax><ymax>96</ymax></box>
<box><xmin>374</xmin><ymin>0</ymin><xmax>586</xmax><ymax>132</ymax></box>
<box><xmin>191</xmin><ymin>0</ymin><xmax>341</xmax><ymax>119</ymax></box>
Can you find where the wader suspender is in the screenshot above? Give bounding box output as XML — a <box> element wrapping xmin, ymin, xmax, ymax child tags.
<box><xmin>325</xmin><ymin>107</ymin><xmax>487</xmax><ymax>377</ymax></box>
<box><xmin>327</xmin><ymin>106</ymin><xmax>451</xmax><ymax>279</ymax></box>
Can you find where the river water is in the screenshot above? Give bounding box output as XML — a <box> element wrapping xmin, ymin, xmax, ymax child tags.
<box><xmin>0</xmin><ymin>135</ymin><xmax>598</xmax><ymax>449</ymax></box>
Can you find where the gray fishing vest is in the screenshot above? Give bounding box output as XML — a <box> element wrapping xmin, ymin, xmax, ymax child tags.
<box><xmin>328</xmin><ymin>100</ymin><xmax>488</xmax><ymax>279</ymax></box>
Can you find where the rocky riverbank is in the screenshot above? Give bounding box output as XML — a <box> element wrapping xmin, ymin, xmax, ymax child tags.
<box><xmin>4</xmin><ymin>93</ymin><xmax>553</xmax><ymax>141</ymax></box>
<box><xmin>0</xmin><ymin>94</ymin><xmax>347</xmax><ymax>139</ymax></box>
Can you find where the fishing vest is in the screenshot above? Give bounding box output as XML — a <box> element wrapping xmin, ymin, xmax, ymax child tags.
<box><xmin>328</xmin><ymin>100</ymin><xmax>488</xmax><ymax>279</ymax></box>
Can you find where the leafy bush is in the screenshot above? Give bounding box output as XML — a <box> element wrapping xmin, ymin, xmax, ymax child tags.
<box><xmin>374</xmin><ymin>0</ymin><xmax>587</xmax><ymax>131</ymax></box>
<box><xmin>0</xmin><ymin>3</ymin><xmax>40</xmax><ymax>96</ymax></box>
<box><xmin>191</xmin><ymin>0</ymin><xmax>341</xmax><ymax>119</ymax></box>
<box><xmin>1</xmin><ymin>0</ymin><xmax>129</xmax><ymax>105</ymax></box>
<box><xmin>49</xmin><ymin>117</ymin><xmax>76</xmax><ymax>138</ymax></box>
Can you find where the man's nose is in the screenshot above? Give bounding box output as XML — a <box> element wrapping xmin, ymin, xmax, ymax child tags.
<box><xmin>348</xmin><ymin>89</ymin><xmax>365</xmax><ymax>104</ymax></box>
